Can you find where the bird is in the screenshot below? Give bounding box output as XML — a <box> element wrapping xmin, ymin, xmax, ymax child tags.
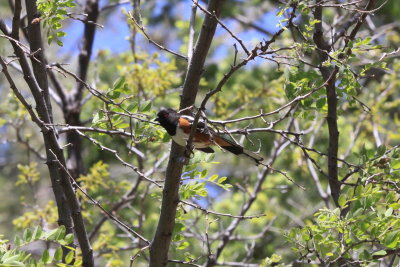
<box><xmin>155</xmin><ymin>108</ymin><xmax>263</xmax><ymax>164</ymax></box>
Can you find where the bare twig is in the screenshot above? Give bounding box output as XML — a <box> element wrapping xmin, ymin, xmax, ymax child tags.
<box><xmin>49</xmin><ymin>150</ymin><xmax>150</xmax><ymax>245</ymax></box>
<box><xmin>188</xmin><ymin>0</ymin><xmax>198</xmax><ymax>62</ymax></box>
<box><xmin>128</xmin><ymin>12</ymin><xmax>187</xmax><ymax>60</ymax></box>
<box><xmin>192</xmin><ymin>0</ymin><xmax>250</xmax><ymax>55</ymax></box>
<box><xmin>180</xmin><ymin>200</ymin><xmax>266</xmax><ymax>219</ymax></box>
<box><xmin>73</xmin><ymin>129</ymin><xmax>162</xmax><ymax>188</ymax></box>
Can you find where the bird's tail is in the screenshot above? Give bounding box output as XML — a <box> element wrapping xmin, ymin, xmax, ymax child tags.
<box><xmin>214</xmin><ymin>136</ymin><xmax>264</xmax><ymax>164</ymax></box>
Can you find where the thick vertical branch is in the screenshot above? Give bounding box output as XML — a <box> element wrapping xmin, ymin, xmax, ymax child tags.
<box><xmin>1</xmin><ymin>0</ymin><xmax>74</xmax><ymax>241</ymax></box>
<box><xmin>313</xmin><ymin>0</ymin><xmax>340</xmax><ymax>207</ymax></box>
<box><xmin>11</xmin><ymin>0</ymin><xmax>21</xmax><ymax>39</ymax></box>
<box><xmin>24</xmin><ymin>0</ymin><xmax>52</xmax><ymax>121</ymax></box>
<box><xmin>324</xmin><ymin>67</ymin><xmax>340</xmax><ymax>206</ymax></box>
<box><xmin>0</xmin><ymin>36</ymin><xmax>94</xmax><ymax>267</ymax></box>
<box><xmin>74</xmin><ymin>0</ymin><xmax>99</xmax><ymax>100</ymax></box>
<box><xmin>149</xmin><ymin>1</ymin><xmax>224</xmax><ymax>266</ymax></box>
<box><xmin>1</xmin><ymin>2</ymin><xmax>95</xmax><ymax>264</ymax></box>
<box><xmin>313</xmin><ymin>0</ymin><xmax>376</xmax><ymax>207</ymax></box>
<box><xmin>65</xmin><ymin>0</ymin><xmax>99</xmax><ymax>179</ymax></box>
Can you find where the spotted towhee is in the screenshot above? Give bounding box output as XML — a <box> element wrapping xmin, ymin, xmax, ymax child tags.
<box><xmin>155</xmin><ymin>108</ymin><xmax>263</xmax><ymax>164</ymax></box>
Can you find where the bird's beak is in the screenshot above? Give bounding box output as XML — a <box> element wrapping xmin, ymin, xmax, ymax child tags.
<box><xmin>154</xmin><ymin>117</ymin><xmax>159</xmax><ymax>122</ymax></box>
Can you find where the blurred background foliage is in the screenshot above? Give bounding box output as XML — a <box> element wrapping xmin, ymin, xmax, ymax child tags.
<box><xmin>0</xmin><ymin>0</ymin><xmax>399</xmax><ymax>266</ymax></box>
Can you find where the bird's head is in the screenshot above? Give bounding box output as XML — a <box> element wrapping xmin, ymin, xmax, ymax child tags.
<box><xmin>155</xmin><ymin>108</ymin><xmax>179</xmax><ymax>135</ymax></box>
<box><xmin>154</xmin><ymin>108</ymin><xmax>177</xmax><ymax>122</ymax></box>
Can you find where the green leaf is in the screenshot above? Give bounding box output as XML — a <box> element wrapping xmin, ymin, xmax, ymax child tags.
<box><xmin>126</xmin><ymin>102</ymin><xmax>138</xmax><ymax>112</ymax></box>
<box><xmin>173</xmin><ymin>222</ymin><xmax>186</xmax><ymax>233</ymax></box>
<box><xmin>64</xmin><ymin>233</ymin><xmax>74</xmax><ymax>244</ymax></box>
<box><xmin>50</xmin><ymin>17</ymin><xmax>61</xmax><ymax>24</ymax></box>
<box><xmin>177</xmin><ymin>241</ymin><xmax>189</xmax><ymax>250</ymax></box>
<box><xmin>113</xmin><ymin>77</ymin><xmax>125</xmax><ymax>90</ymax></box>
<box><xmin>392</xmin><ymin>159</ymin><xmax>400</xmax><ymax>169</ymax></box>
<box><xmin>217</xmin><ymin>177</ymin><xmax>227</xmax><ymax>184</ymax></box>
<box><xmin>384</xmin><ymin>207</ymin><xmax>393</xmax><ymax>217</ymax></box>
<box><xmin>54</xmin><ymin>247</ymin><xmax>63</xmax><ymax>262</ymax></box>
<box><xmin>389</xmin><ymin>203</ymin><xmax>400</xmax><ymax>209</ymax></box>
<box><xmin>376</xmin><ymin>144</ymin><xmax>386</xmax><ymax>157</ymax></box>
<box><xmin>114</xmin><ymin>122</ymin><xmax>129</xmax><ymax>129</ymax></box>
<box><xmin>372</xmin><ymin>250</ymin><xmax>387</xmax><ymax>256</ymax></box>
<box><xmin>355</xmin><ymin>37</ymin><xmax>371</xmax><ymax>46</ymax></box>
<box><xmin>56</xmin><ymin>9</ymin><xmax>67</xmax><ymax>15</ymax></box>
<box><xmin>23</xmin><ymin>228</ymin><xmax>32</xmax><ymax>242</ymax></box>
<box><xmin>42</xmin><ymin>249</ymin><xmax>51</xmax><ymax>264</ymax></box>
<box><xmin>197</xmin><ymin>188</ymin><xmax>208</xmax><ymax>197</ymax></box>
<box><xmin>32</xmin><ymin>225</ymin><xmax>43</xmax><ymax>241</ymax></box>
<box><xmin>73</xmin><ymin>258</ymin><xmax>82</xmax><ymax>266</ymax></box>
<box><xmin>107</xmin><ymin>90</ymin><xmax>120</xmax><ymax>99</ymax></box>
<box><xmin>355</xmin><ymin>185</ymin><xmax>363</xmax><ymax>196</ymax></box>
<box><xmin>338</xmin><ymin>194</ymin><xmax>347</xmax><ymax>207</ymax></box>
<box><xmin>65</xmin><ymin>250</ymin><xmax>75</xmax><ymax>264</ymax></box>
<box><xmin>48</xmin><ymin>35</ymin><xmax>54</xmax><ymax>44</ymax></box>
<box><xmin>140</xmin><ymin>101</ymin><xmax>152</xmax><ymax>112</ymax></box>
<box><xmin>315</xmin><ymin>97</ymin><xmax>326</xmax><ymax>108</ymax></box>
<box><xmin>46</xmin><ymin>226</ymin><xmax>65</xmax><ymax>241</ymax></box>
<box><xmin>209</xmin><ymin>174</ymin><xmax>218</xmax><ymax>182</ymax></box>
<box><xmin>383</xmin><ymin>230</ymin><xmax>399</xmax><ymax>248</ymax></box>
<box><xmin>173</xmin><ymin>233</ymin><xmax>183</xmax><ymax>242</ymax></box>
<box><xmin>2</xmin><ymin>255</ymin><xmax>22</xmax><ymax>264</ymax></box>
<box><xmin>1</xmin><ymin>261</ymin><xmax>24</xmax><ymax>266</ymax></box>
<box><xmin>57</xmin><ymin>226</ymin><xmax>66</xmax><ymax>241</ymax></box>
<box><xmin>200</xmin><ymin>169</ymin><xmax>208</xmax><ymax>178</ymax></box>
<box><xmin>14</xmin><ymin>235</ymin><xmax>22</xmax><ymax>247</ymax></box>
<box><xmin>222</xmin><ymin>184</ymin><xmax>232</xmax><ymax>191</ymax></box>
<box><xmin>56</xmin><ymin>31</ymin><xmax>66</xmax><ymax>37</ymax></box>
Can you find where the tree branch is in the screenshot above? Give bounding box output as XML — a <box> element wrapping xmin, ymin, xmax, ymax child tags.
<box><xmin>24</xmin><ymin>0</ymin><xmax>52</xmax><ymax>122</ymax></box>
<box><xmin>313</xmin><ymin>0</ymin><xmax>376</xmax><ymax>211</ymax></box>
<box><xmin>73</xmin><ymin>0</ymin><xmax>99</xmax><ymax>101</ymax></box>
<box><xmin>149</xmin><ymin>1</ymin><xmax>224</xmax><ymax>266</ymax></box>
<box><xmin>205</xmin><ymin>126</ymin><xmax>292</xmax><ymax>266</ymax></box>
<box><xmin>63</xmin><ymin>0</ymin><xmax>99</xmax><ymax>181</ymax></box>
<box><xmin>2</xmin><ymin>4</ymin><xmax>95</xmax><ymax>263</ymax></box>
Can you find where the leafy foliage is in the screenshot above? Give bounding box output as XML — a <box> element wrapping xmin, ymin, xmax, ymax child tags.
<box><xmin>0</xmin><ymin>226</ymin><xmax>78</xmax><ymax>267</ymax></box>
<box><xmin>1</xmin><ymin>0</ymin><xmax>400</xmax><ymax>266</ymax></box>
<box><xmin>37</xmin><ymin>0</ymin><xmax>75</xmax><ymax>46</ymax></box>
<box><xmin>16</xmin><ymin>162</ymin><xmax>40</xmax><ymax>186</ymax></box>
<box><xmin>287</xmin><ymin>146</ymin><xmax>400</xmax><ymax>265</ymax></box>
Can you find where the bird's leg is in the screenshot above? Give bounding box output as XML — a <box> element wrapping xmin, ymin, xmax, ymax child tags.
<box><xmin>183</xmin><ymin>143</ymin><xmax>195</xmax><ymax>165</ymax></box>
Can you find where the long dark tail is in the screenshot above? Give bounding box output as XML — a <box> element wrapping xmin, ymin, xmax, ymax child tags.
<box><xmin>215</xmin><ymin>136</ymin><xmax>263</xmax><ymax>164</ymax></box>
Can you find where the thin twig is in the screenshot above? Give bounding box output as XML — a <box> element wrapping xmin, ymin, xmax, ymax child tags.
<box><xmin>128</xmin><ymin>12</ymin><xmax>187</xmax><ymax>60</ymax></box>
<box><xmin>49</xmin><ymin>150</ymin><xmax>150</xmax><ymax>245</ymax></box>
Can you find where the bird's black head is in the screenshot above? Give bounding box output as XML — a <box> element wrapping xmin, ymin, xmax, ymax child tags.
<box><xmin>155</xmin><ymin>108</ymin><xmax>179</xmax><ymax>135</ymax></box>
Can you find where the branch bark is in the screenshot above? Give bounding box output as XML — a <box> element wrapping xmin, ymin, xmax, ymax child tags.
<box><xmin>149</xmin><ymin>1</ymin><xmax>224</xmax><ymax>266</ymax></box>
<box><xmin>25</xmin><ymin>0</ymin><xmax>52</xmax><ymax>122</ymax></box>
<box><xmin>1</xmin><ymin>1</ymin><xmax>95</xmax><ymax>264</ymax></box>
<box><xmin>0</xmin><ymin>51</ymin><xmax>94</xmax><ymax>266</ymax></box>
<box><xmin>1</xmin><ymin>3</ymin><xmax>75</xmax><ymax>259</ymax></box>
<box><xmin>313</xmin><ymin>0</ymin><xmax>376</xmax><ymax>208</ymax></box>
<box><xmin>65</xmin><ymin>0</ymin><xmax>99</xmax><ymax>180</ymax></box>
<box><xmin>313</xmin><ymin>0</ymin><xmax>340</xmax><ymax>208</ymax></box>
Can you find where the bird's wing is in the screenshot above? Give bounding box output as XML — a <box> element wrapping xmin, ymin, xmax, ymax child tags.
<box><xmin>178</xmin><ymin>115</ymin><xmax>263</xmax><ymax>163</ymax></box>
